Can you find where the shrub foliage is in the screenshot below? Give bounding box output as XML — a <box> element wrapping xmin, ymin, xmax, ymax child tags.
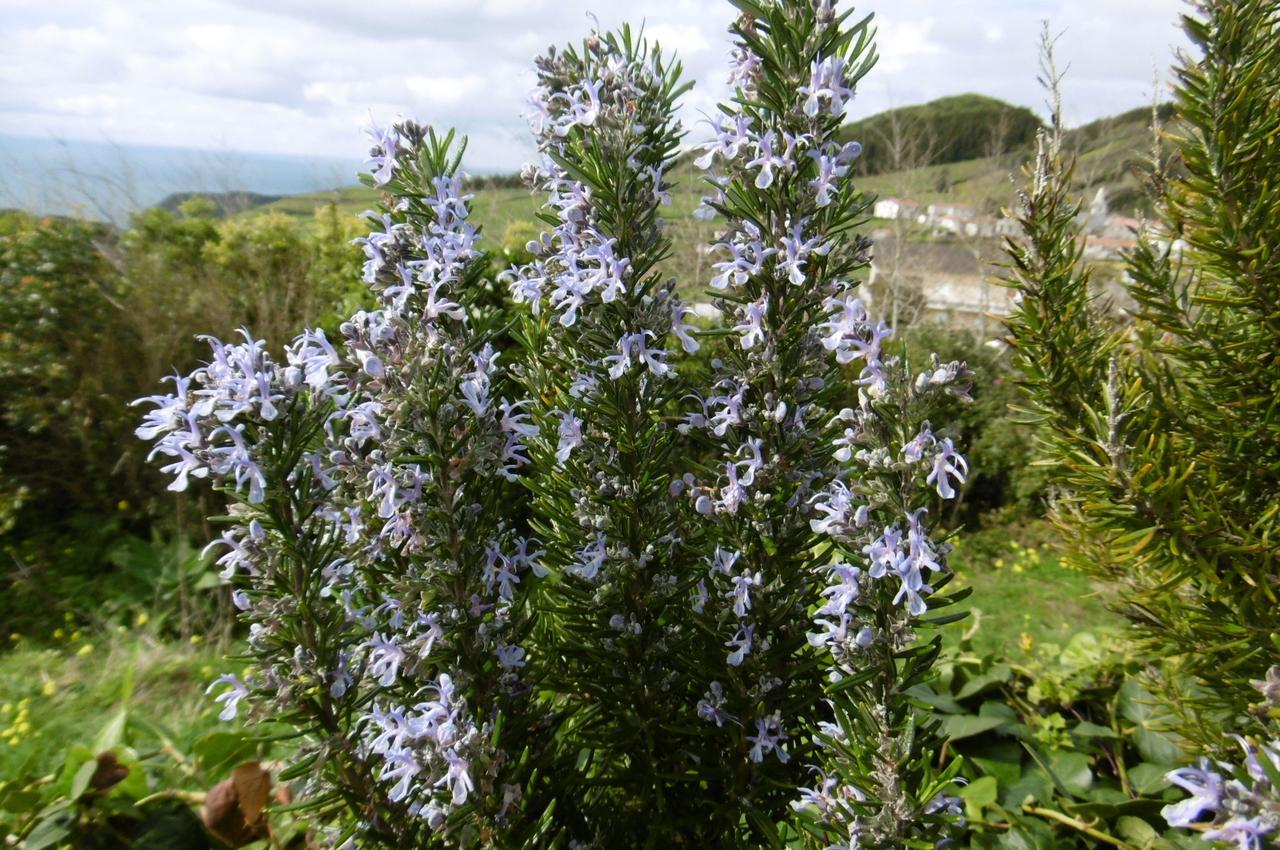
<box><xmin>1002</xmin><ymin>0</ymin><xmax>1280</xmax><ymax>767</ymax></box>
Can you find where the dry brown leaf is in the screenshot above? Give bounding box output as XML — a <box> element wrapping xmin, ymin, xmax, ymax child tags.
<box><xmin>202</xmin><ymin>761</ymin><xmax>272</xmax><ymax>847</ymax></box>
<box><xmin>231</xmin><ymin>761</ymin><xmax>271</xmax><ymax>825</ymax></box>
<box><xmin>88</xmin><ymin>752</ymin><xmax>130</xmax><ymax>793</ymax></box>
<box><xmin>274</xmin><ymin>783</ymin><xmax>294</xmax><ymax>806</ymax></box>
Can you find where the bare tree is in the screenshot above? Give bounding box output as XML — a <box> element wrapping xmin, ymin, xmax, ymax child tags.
<box><xmin>868</xmin><ymin>93</ymin><xmax>939</xmax><ymax>329</ymax></box>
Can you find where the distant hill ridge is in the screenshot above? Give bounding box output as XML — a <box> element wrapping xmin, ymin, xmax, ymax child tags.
<box><xmin>158</xmin><ymin>97</ymin><xmax>1172</xmax><ymax>218</ymax></box>
<box><xmin>236</xmin><ymin>96</ymin><xmax>1173</xmax><ymax>229</ymax></box>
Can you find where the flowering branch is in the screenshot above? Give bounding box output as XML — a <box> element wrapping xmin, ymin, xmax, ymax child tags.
<box><xmin>680</xmin><ymin>2</ymin><xmax>970</xmax><ymax>846</ymax></box>
<box><xmin>507</xmin><ymin>24</ymin><xmax>721</xmax><ymax>841</ymax></box>
<box><xmin>138</xmin><ymin>124</ymin><xmax>553</xmax><ymax>847</ymax></box>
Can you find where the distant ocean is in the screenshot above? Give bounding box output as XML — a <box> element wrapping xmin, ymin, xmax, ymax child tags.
<box><xmin>0</xmin><ymin>134</ymin><xmax>361</xmax><ymax>222</ymax></box>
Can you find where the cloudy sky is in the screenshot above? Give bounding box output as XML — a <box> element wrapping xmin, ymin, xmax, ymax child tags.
<box><xmin>0</xmin><ymin>0</ymin><xmax>1190</xmax><ymax>172</ymax></box>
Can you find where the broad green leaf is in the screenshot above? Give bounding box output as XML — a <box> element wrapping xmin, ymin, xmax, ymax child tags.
<box><xmin>1064</xmin><ymin>796</ymin><xmax>1167</xmax><ymax>822</ymax></box>
<box><xmin>194</xmin><ymin>570</ymin><xmax>223</xmax><ymax>590</ymax></box>
<box><xmin>969</xmin><ymin>740</ymin><xmax>1024</xmax><ymax>787</ymax></box>
<box><xmin>129</xmin><ymin>800</ymin><xmax>214</xmax><ymax>849</ymax></box>
<box><xmin>1133</xmin><ymin>727</ymin><xmax>1182</xmax><ymax>766</ymax></box>
<box><xmin>1118</xmin><ymin>680</ymin><xmax>1183</xmax><ymax>764</ymax></box>
<box><xmin>193</xmin><ymin>730</ymin><xmax>258</xmax><ymax>776</ymax></box>
<box><xmin>1047</xmin><ymin>750</ymin><xmax>1092</xmax><ymax>797</ymax></box>
<box><xmin>56</xmin><ymin>745</ymin><xmax>95</xmax><ymax>798</ymax></box>
<box><xmin>1129</xmin><ymin>762</ymin><xmax>1173</xmax><ymax>795</ymax></box>
<box><xmin>980</xmin><ymin>700</ymin><xmax>1019</xmax><ymax>720</ymax></box>
<box><xmin>1086</xmin><ymin>784</ymin><xmax>1130</xmax><ymax>804</ymax></box>
<box><xmin>23</xmin><ymin>813</ymin><xmax>74</xmax><ymax>850</ymax></box>
<box><xmin>114</xmin><ymin>766</ymin><xmax>150</xmax><ymax>802</ymax></box>
<box><xmin>959</xmin><ymin>775</ymin><xmax>999</xmax><ymax>820</ymax></box>
<box><xmin>94</xmin><ymin>709</ymin><xmax>128</xmax><ymax>752</ymax></box>
<box><xmin>1117</xmin><ymin>815</ymin><xmax>1159</xmax><ymax>846</ymax></box>
<box><xmin>997</xmin><ymin>818</ymin><xmax>1057</xmax><ymax>850</ymax></box>
<box><xmin>1001</xmin><ymin>769</ymin><xmax>1055</xmax><ymax>809</ymax></box>
<box><xmin>905</xmin><ymin>684</ymin><xmax>965</xmax><ymax>714</ymax></box>
<box><xmin>942</xmin><ymin>713</ymin><xmax>1009</xmax><ymax>742</ymax></box>
<box><xmin>1059</xmin><ymin>631</ymin><xmax>1105</xmax><ymax>669</ymax></box>
<box><xmin>1071</xmin><ymin>721</ymin><xmax>1120</xmax><ymax>739</ymax></box>
<box><xmin>956</xmin><ymin>664</ymin><xmax>1013</xmax><ymax>699</ymax></box>
<box><xmin>69</xmin><ymin>758</ymin><xmax>98</xmax><ymax>801</ymax></box>
<box><xmin>0</xmin><ymin>784</ymin><xmax>41</xmax><ymax>814</ymax></box>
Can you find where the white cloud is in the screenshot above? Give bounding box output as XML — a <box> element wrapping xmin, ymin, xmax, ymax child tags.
<box><xmin>405</xmin><ymin>75</ymin><xmax>490</xmax><ymax>106</ymax></box>
<box><xmin>0</xmin><ymin>0</ymin><xmax>1189</xmax><ymax>172</ymax></box>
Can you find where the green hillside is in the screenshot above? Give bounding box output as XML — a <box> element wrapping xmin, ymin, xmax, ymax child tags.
<box><xmin>838</xmin><ymin>93</ymin><xmax>1043</xmax><ymax>175</ymax></box>
<box><xmin>853</xmin><ymin>99</ymin><xmax>1171</xmax><ymax>215</ymax></box>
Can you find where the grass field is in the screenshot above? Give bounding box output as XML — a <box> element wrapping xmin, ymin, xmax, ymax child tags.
<box><xmin>945</xmin><ymin>527</ymin><xmax>1124</xmax><ymax>656</ymax></box>
<box><xmin>0</xmin><ymin>624</ymin><xmax>242</xmax><ymax>787</ymax></box>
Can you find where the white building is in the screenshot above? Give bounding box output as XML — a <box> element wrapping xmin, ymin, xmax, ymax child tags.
<box><xmin>872</xmin><ymin>197</ymin><xmax>920</xmax><ymax>220</ymax></box>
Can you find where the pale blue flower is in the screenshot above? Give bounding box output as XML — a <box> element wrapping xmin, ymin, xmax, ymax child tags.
<box><xmin>800</xmin><ymin>56</ymin><xmax>855</xmax><ymax>117</ymax></box>
<box><xmin>555</xmin><ymin>409</ymin><xmax>584</xmax><ymax>463</ymax></box>
<box><xmin>499</xmin><ymin>399</ymin><xmax>539</xmax><ymax>439</ymax></box>
<box><xmin>461</xmin><ymin>377</ymin><xmax>490</xmax><ymax>416</ymax></box>
<box><xmin>734</xmin><ymin>296</ymin><xmax>768</xmax><ymax>349</ymax></box>
<box><xmin>1163</xmin><ymin>761</ymin><xmax>1223</xmax><ymax>827</ymax></box>
<box><xmin>725</xmin><ymin>624</ymin><xmax>754</xmax><ymax>666</ymax></box>
<box><xmin>569</xmin><ymin>533</ymin><xmax>607</xmax><ymax>581</ymax></box>
<box><xmin>496</xmin><ymin>645</ymin><xmax>527</xmax><ymax>670</ymax></box>
<box><xmin>207</xmin><ymin>674</ymin><xmax>249</xmax><ymax>721</ymax></box>
<box><xmin>728</xmin><ymin>571</ymin><xmax>762</xmax><ymax>618</ymax></box>
<box><xmin>367</xmin><ymin>633</ymin><xmax>405</xmax><ymax>686</ymax></box>
<box><xmin>1206</xmin><ymin>817</ymin><xmax>1271</xmax><ymax>850</ymax></box>
<box><xmin>365</xmin><ymin>122</ymin><xmax>399</xmax><ymax>186</ymax></box>
<box><xmin>718</xmin><ymin>459</ymin><xmax>749</xmax><ymax>514</ymax></box>
<box><xmin>748</xmin><ymin>713</ymin><xmax>789</xmax><ymax>763</ymax></box>
<box><xmin>695</xmin><ymin>113</ymin><xmax>754</xmax><ymax>170</ymax></box>
<box><xmin>817</xmin><ymin>563</ymin><xmax>862</xmax><ymax>617</ymax></box>
<box><xmin>735</xmin><ymin>436</ymin><xmax>764</xmax><ymax>486</ymax></box>
<box><xmin>778</xmin><ymin>219</ymin><xmax>826</xmax><ymax>286</ymax></box>
<box><xmin>691</xmin><ymin>579</ymin><xmax>709</xmax><ymax>613</ymax></box>
<box><xmin>747</xmin><ymin>131</ymin><xmax>787</xmax><ymax>189</ymax></box>
<box><xmin>438</xmin><ymin>749</ymin><xmax>474</xmax><ymax>805</ymax></box>
<box><xmin>696</xmin><ymin>681</ymin><xmax>733</xmax><ymax>726</ymax></box>
<box><xmin>672</xmin><ymin>302</ymin><xmax>701</xmax><ymax>353</ymax></box>
<box><xmin>726</xmin><ymin>47</ymin><xmax>761</xmax><ymax>89</ymax></box>
<box><xmin>380</xmin><ymin>751</ymin><xmax>420</xmax><ymax>803</ymax></box>
<box><xmin>511</xmin><ymin>536</ymin><xmax>548</xmax><ymax>578</ymax></box>
<box><xmin>710</xmin><ymin>546</ymin><xmax>740</xmax><ymax>575</ymax></box>
<box><xmin>927</xmin><ymin>438</ymin><xmax>968</xmax><ymax>500</ymax></box>
<box><xmin>423</xmin><ymin>280</ymin><xmax>464</xmax><ymax>322</ymax></box>
<box><xmin>711</xmin><ymin>222</ymin><xmax>773</xmax><ymax>290</ymax></box>
<box><xmin>368</xmin><ymin>704</ymin><xmax>413</xmax><ymax>755</ymax></box>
